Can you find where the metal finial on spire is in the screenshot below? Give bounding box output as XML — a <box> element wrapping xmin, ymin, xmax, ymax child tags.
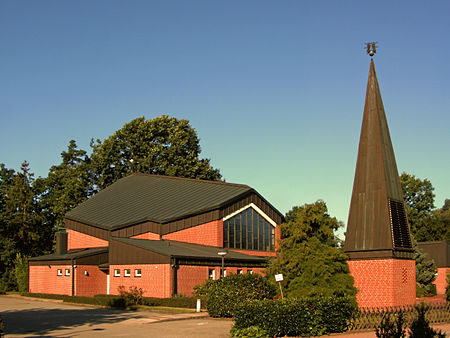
<box><xmin>365</xmin><ymin>42</ymin><xmax>377</xmax><ymax>57</ymax></box>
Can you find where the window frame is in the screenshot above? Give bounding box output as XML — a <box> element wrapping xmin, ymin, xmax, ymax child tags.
<box><xmin>114</xmin><ymin>269</ymin><xmax>120</xmax><ymax>277</ymax></box>
<box><xmin>57</xmin><ymin>269</ymin><xmax>63</xmax><ymax>276</ymax></box>
<box><xmin>124</xmin><ymin>269</ymin><xmax>131</xmax><ymax>277</ymax></box>
<box><xmin>134</xmin><ymin>269</ymin><xmax>142</xmax><ymax>277</ymax></box>
<box><xmin>65</xmin><ymin>269</ymin><xmax>71</xmax><ymax>276</ymax></box>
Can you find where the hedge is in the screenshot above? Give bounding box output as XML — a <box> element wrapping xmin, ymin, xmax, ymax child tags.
<box><xmin>204</xmin><ymin>273</ymin><xmax>276</xmax><ymax>318</ymax></box>
<box><xmin>21</xmin><ymin>292</ymin><xmax>204</xmax><ymax>309</ymax></box>
<box><xmin>233</xmin><ymin>295</ymin><xmax>358</xmax><ymax>337</ymax></box>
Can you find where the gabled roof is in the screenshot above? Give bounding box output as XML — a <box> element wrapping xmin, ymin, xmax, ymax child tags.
<box><xmin>65</xmin><ymin>173</ymin><xmax>256</xmax><ymax>230</ymax></box>
<box><xmin>113</xmin><ymin>237</ymin><xmax>267</xmax><ymax>262</ymax></box>
<box><xmin>344</xmin><ymin>59</ymin><xmax>413</xmax><ymax>259</ymax></box>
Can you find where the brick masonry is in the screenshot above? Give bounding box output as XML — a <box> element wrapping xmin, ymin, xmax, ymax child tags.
<box><xmin>76</xmin><ymin>265</ymin><xmax>108</xmax><ymax>296</ymax></box>
<box><xmin>162</xmin><ymin>220</ymin><xmax>223</xmax><ymax>246</ymax></box>
<box><xmin>348</xmin><ymin>258</ymin><xmax>416</xmax><ymax>307</ymax></box>
<box><xmin>131</xmin><ymin>232</ymin><xmax>160</xmax><ymax>240</ymax></box>
<box><xmin>29</xmin><ymin>265</ymin><xmax>73</xmax><ymax>295</ymax></box>
<box><xmin>67</xmin><ymin>229</ymin><xmax>108</xmax><ymax>250</ymax></box>
<box><xmin>109</xmin><ymin>264</ymin><xmax>172</xmax><ymax>298</ymax></box>
<box><xmin>435</xmin><ymin>267</ymin><xmax>449</xmax><ymax>295</ymax></box>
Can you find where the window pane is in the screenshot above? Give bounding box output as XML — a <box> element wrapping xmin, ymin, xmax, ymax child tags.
<box><xmin>259</xmin><ymin>215</ymin><xmax>264</xmax><ymax>251</ymax></box>
<box><xmin>241</xmin><ymin>214</ymin><xmax>247</xmax><ymax>250</ymax></box>
<box><xmin>235</xmin><ymin>217</ymin><xmax>241</xmax><ymax>249</ymax></box>
<box><xmin>229</xmin><ymin>219</ymin><xmax>235</xmax><ymax>248</ymax></box>
<box><xmin>223</xmin><ymin>220</ymin><xmax>229</xmax><ymax>248</ymax></box>
<box><xmin>264</xmin><ymin>221</ymin><xmax>270</xmax><ymax>251</ymax></box>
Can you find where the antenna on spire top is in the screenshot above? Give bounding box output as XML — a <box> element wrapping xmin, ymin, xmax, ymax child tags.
<box><xmin>365</xmin><ymin>42</ymin><xmax>377</xmax><ymax>57</ymax></box>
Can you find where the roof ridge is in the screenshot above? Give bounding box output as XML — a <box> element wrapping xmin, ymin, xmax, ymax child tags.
<box><xmin>129</xmin><ymin>172</ymin><xmax>252</xmax><ymax>189</ymax></box>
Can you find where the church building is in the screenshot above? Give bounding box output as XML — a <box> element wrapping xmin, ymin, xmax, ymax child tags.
<box><xmin>29</xmin><ymin>173</ymin><xmax>283</xmax><ymax>297</ymax></box>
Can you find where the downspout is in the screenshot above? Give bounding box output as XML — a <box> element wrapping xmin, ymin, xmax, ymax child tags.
<box><xmin>71</xmin><ymin>258</ymin><xmax>75</xmax><ymax>296</ymax></box>
<box><xmin>171</xmin><ymin>257</ymin><xmax>178</xmax><ymax>297</ymax></box>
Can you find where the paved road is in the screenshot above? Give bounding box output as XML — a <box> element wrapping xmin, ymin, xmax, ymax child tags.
<box><xmin>0</xmin><ymin>295</ymin><xmax>233</xmax><ymax>337</ymax></box>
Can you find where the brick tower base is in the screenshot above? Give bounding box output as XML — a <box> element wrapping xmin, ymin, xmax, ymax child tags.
<box><xmin>348</xmin><ymin>258</ymin><xmax>416</xmax><ymax>307</ymax></box>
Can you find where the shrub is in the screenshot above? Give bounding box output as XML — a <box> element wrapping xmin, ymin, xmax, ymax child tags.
<box><xmin>375</xmin><ymin>312</ymin><xmax>406</xmax><ymax>338</ymax></box>
<box><xmin>230</xmin><ymin>325</ymin><xmax>270</xmax><ymax>338</ymax></box>
<box><xmin>13</xmin><ymin>254</ymin><xmax>28</xmax><ymax>292</ymax></box>
<box><xmin>233</xmin><ymin>295</ymin><xmax>358</xmax><ymax>337</ymax></box>
<box><xmin>409</xmin><ymin>303</ymin><xmax>445</xmax><ymax>338</ymax></box>
<box><xmin>118</xmin><ymin>286</ymin><xmax>144</xmax><ymax>306</ymax></box>
<box><xmin>203</xmin><ymin>273</ymin><xmax>276</xmax><ymax>318</ymax></box>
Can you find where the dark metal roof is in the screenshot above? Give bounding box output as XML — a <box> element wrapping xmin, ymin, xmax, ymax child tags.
<box><xmin>112</xmin><ymin>237</ymin><xmax>267</xmax><ymax>263</ymax></box>
<box><xmin>28</xmin><ymin>247</ymin><xmax>108</xmax><ymax>261</ymax></box>
<box><xmin>65</xmin><ymin>173</ymin><xmax>254</xmax><ymax>230</ymax></box>
<box><xmin>344</xmin><ymin>59</ymin><xmax>413</xmax><ymax>259</ymax></box>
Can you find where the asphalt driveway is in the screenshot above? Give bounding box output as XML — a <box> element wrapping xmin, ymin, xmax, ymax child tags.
<box><xmin>0</xmin><ymin>295</ymin><xmax>233</xmax><ymax>337</ymax></box>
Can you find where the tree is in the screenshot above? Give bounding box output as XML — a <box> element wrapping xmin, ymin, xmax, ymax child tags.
<box><xmin>37</xmin><ymin>140</ymin><xmax>93</xmax><ymax>228</ymax></box>
<box><xmin>399</xmin><ymin>172</ymin><xmax>435</xmax><ymax>237</ymax></box>
<box><xmin>415</xmin><ymin>200</ymin><xmax>450</xmax><ymax>242</ymax></box>
<box><xmin>265</xmin><ymin>200</ymin><xmax>356</xmax><ymax>298</ymax></box>
<box><xmin>0</xmin><ymin>162</ymin><xmax>53</xmax><ymax>290</ymax></box>
<box><xmin>90</xmin><ymin>116</ymin><xmax>221</xmax><ymax>190</ymax></box>
<box><xmin>414</xmin><ymin>244</ymin><xmax>437</xmax><ymax>296</ymax></box>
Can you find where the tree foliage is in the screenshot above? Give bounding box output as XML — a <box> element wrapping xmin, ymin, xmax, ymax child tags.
<box><xmin>399</xmin><ymin>172</ymin><xmax>435</xmax><ymax>237</ymax></box>
<box><xmin>414</xmin><ymin>244</ymin><xmax>437</xmax><ymax>296</ymax></box>
<box><xmin>415</xmin><ymin>200</ymin><xmax>450</xmax><ymax>242</ymax></box>
<box><xmin>90</xmin><ymin>116</ymin><xmax>221</xmax><ymax>190</ymax></box>
<box><xmin>0</xmin><ymin>162</ymin><xmax>53</xmax><ymax>290</ymax></box>
<box><xmin>38</xmin><ymin>140</ymin><xmax>93</xmax><ymax>228</ymax></box>
<box><xmin>265</xmin><ymin>200</ymin><xmax>356</xmax><ymax>298</ymax></box>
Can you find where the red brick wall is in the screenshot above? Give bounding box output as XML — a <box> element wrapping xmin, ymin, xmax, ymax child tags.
<box><xmin>176</xmin><ymin>265</ymin><xmax>266</xmax><ymax>296</ymax></box>
<box><xmin>348</xmin><ymin>258</ymin><xmax>416</xmax><ymax>307</ymax></box>
<box><xmin>29</xmin><ymin>265</ymin><xmax>73</xmax><ymax>295</ymax></box>
<box><xmin>435</xmin><ymin>267</ymin><xmax>449</xmax><ymax>295</ymax></box>
<box><xmin>162</xmin><ymin>220</ymin><xmax>223</xmax><ymax>246</ymax></box>
<box><xmin>75</xmin><ymin>265</ymin><xmax>107</xmax><ymax>297</ymax></box>
<box><xmin>67</xmin><ymin>229</ymin><xmax>108</xmax><ymax>250</ymax></box>
<box><xmin>177</xmin><ymin>265</ymin><xmax>209</xmax><ymax>296</ymax></box>
<box><xmin>131</xmin><ymin>232</ymin><xmax>160</xmax><ymax>240</ymax></box>
<box><xmin>109</xmin><ymin>264</ymin><xmax>172</xmax><ymax>298</ymax></box>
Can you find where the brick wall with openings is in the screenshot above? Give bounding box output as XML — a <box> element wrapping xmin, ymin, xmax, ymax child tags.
<box><xmin>348</xmin><ymin>258</ymin><xmax>416</xmax><ymax>307</ymax></box>
<box><xmin>162</xmin><ymin>220</ymin><xmax>223</xmax><ymax>246</ymax></box>
<box><xmin>109</xmin><ymin>264</ymin><xmax>172</xmax><ymax>298</ymax></box>
<box><xmin>29</xmin><ymin>265</ymin><xmax>73</xmax><ymax>295</ymax></box>
<box><xmin>435</xmin><ymin>267</ymin><xmax>449</xmax><ymax>295</ymax></box>
<box><xmin>131</xmin><ymin>232</ymin><xmax>160</xmax><ymax>240</ymax></box>
<box><xmin>75</xmin><ymin>265</ymin><xmax>107</xmax><ymax>296</ymax></box>
<box><xmin>67</xmin><ymin>229</ymin><xmax>108</xmax><ymax>250</ymax></box>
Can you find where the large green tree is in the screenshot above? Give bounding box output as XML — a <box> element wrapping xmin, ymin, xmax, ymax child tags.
<box><xmin>0</xmin><ymin>162</ymin><xmax>53</xmax><ymax>290</ymax></box>
<box><xmin>414</xmin><ymin>200</ymin><xmax>450</xmax><ymax>242</ymax></box>
<box><xmin>37</xmin><ymin>140</ymin><xmax>93</xmax><ymax>228</ymax></box>
<box><xmin>399</xmin><ymin>172</ymin><xmax>435</xmax><ymax>237</ymax></box>
<box><xmin>90</xmin><ymin>116</ymin><xmax>221</xmax><ymax>190</ymax></box>
<box><xmin>266</xmin><ymin>200</ymin><xmax>356</xmax><ymax>298</ymax></box>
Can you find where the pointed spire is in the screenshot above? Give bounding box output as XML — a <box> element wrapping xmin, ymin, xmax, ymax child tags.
<box><xmin>344</xmin><ymin>59</ymin><xmax>413</xmax><ymax>259</ymax></box>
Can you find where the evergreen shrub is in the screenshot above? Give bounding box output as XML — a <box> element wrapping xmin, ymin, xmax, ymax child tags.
<box><xmin>409</xmin><ymin>303</ymin><xmax>445</xmax><ymax>338</ymax></box>
<box><xmin>203</xmin><ymin>273</ymin><xmax>276</xmax><ymax>318</ymax></box>
<box><xmin>233</xmin><ymin>295</ymin><xmax>358</xmax><ymax>337</ymax></box>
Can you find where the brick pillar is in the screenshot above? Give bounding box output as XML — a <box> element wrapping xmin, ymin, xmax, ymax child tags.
<box><xmin>348</xmin><ymin>258</ymin><xmax>416</xmax><ymax>307</ymax></box>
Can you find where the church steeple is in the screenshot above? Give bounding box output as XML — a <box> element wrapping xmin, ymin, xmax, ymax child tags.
<box><xmin>344</xmin><ymin>58</ymin><xmax>413</xmax><ymax>259</ymax></box>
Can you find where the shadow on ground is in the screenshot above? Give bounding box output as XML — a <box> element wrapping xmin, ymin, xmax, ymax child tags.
<box><xmin>1</xmin><ymin>307</ymin><xmax>141</xmax><ymax>336</ymax></box>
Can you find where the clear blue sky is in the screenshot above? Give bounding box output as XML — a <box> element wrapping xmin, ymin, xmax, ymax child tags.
<box><xmin>1</xmin><ymin>1</ymin><xmax>449</xmax><ymax>235</ymax></box>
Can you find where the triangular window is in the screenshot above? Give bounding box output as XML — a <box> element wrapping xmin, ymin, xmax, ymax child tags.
<box><xmin>223</xmin><ymin>207</ymin><xmax>275</xmax><ymax>251</ymax></box>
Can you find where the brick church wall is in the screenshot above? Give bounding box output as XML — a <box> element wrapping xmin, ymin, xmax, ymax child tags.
<box><xmin>67</xmin><ymin>229</ymin><xmax>108</xmax><ymax>250</ymax></box>
<box><xmin>131</xmin><ymin>232</ymin><xmax>160</xmax><ymax>240</ymax></box>
<box><xmin>162</xmin><ymin>220</ymin><xmax>223</xmax><ymax>247</ymax></box>
<box><xmin>75</xmin><ymin>265</ymin><xmax>107</xmax><ymax>296</ymax></box>
<box><xmin>348</xmin><ymin>258</ymin><xmax>416</xmax><ymax>307</ymax></box>
<box><xmin>29</xmin><ymin>265</ymin><xmax>73</xmax><ymax>295</ymax></box>
<box><xmin>109</xmin><ymin>264</ymin><xmax>172</xmax><ymax>298</ymax></box>
<box><xmin>435</xmin><ymin>267</ymin><xmax>449</xmax><ymax>295</ymax></box>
